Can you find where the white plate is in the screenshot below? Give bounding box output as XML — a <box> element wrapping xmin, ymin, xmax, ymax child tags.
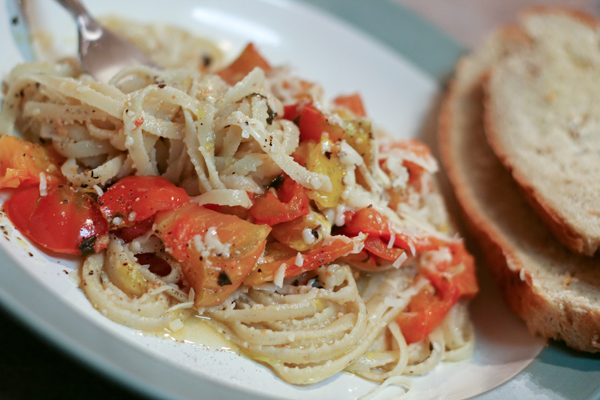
<box><xmin>0</xmin><ymin>1</ymin><xmax>545</xmax><ymax>399</ymax></box>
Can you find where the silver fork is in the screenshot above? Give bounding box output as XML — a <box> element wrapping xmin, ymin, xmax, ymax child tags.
<box><xmin>55</xmin><ymin>0</ymin><xmax>158</xmax><ymax>82</ymax></box>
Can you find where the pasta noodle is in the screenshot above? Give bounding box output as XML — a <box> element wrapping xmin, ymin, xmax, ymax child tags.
<box><xmin>0</xmin><ymin>18</ymin><xmax>477</xmax><ymax>392</ymax></box>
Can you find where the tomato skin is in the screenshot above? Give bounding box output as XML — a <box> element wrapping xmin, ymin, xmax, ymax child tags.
<box><xmin>112</xmin><ymin>216</ymin><xmax>155</xmax><ymax>242</ymax></box>
<box><xmin>340</xmin><ymin>207</ymin><xmax>447</xmax><ymax>253</ymax></box>
<box><xmin>244</xmin><ymin>236</ymin><xmax>362</xmax><ymax>286</ymax></box>
<box><xmin>155</xmin><ymin>203</ymin><xmax>271</xmax><ymax>307</ymax></box>
<box><xmin>4</xmin><ymin>186</ymin><xmax>39</xmax><ymax>231</ymax></box>
<box><xmin>283</xmin><ymin>103</ymin><xmax>345</xmax><ymax>143</ymax></box>
<box><xmin>385</xmin><ymin>139</ymin><xmax>433</xmax><ymax>160</ymax></box>
<box><xmin>397</xmin><ymin>284</ymin><xmax>448</xmax><ymax>345</ymax></box>
<box><xmin>250</xmin><ymin>175</ymin><xmax>309</xmax><ymax>226</ymax></box>
<box><xmin>0</xmin><ymin>135</ymin><xmax>65</xmax><ymax>189</ymax></box>
<box><xmin>99</xmin><ymin>175</ymin><xmax>189</xmax><ymax>229</ymax></box>
<box><xmin>397</xmin><ymin>243</ymin><xmax>478</xmax><ymax>344</ymax></box>
<box><xmin>217</xmin><ymin>43</ymin><xmax>271</xmax><ymax>85</ymax></box>
<box><xmin>362</xmin><ymin>236</ymin><xmax>406</xmax><ymax>261</ymax></box>
<box><xmin>4</xmin><ymin>185</ymin><xmax>109</xmax><ymax>255</ymax></box>
<box><xmin>332</xmin><ymin>93</ymin><xmax>367</xmax><ymax>118</ymax></box>
<box><xmin>340</xmin><ymin>249</ymin><xmax>380</xmax><ymax>272</ymax></box>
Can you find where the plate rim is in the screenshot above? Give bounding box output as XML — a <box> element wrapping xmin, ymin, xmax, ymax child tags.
<box><xmin>0</xmin><ymin>0</ymin><xmax>599</xmax><ymax>399</ymax></box>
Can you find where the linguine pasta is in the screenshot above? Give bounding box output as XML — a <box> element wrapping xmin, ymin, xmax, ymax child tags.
<box><xmin>0</xmin><ymin>18</ymin><xmax>477</xmax><ymax>394</ymax></box>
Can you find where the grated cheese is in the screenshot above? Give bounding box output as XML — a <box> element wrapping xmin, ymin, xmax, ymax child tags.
<box><xmin>393</xmin><ymin>252</ymin><xmax>408</xmax><ymax>269</ymax></box>
<box><xmin>93</xmin><ymin>184</ymin><xmax>104</xmax><ymax>197</ymax></box>
<box><xmin>169</xmin><ymin>318</ymin><xmax>184</xmax><ymax>332</ymax></box>
<box><xmin>39</xmin><ymin>172</ymin><xmax>47</xmax><ymax>196</ymax></box>
<box><xmin>295</xmin><ymin>252</ymin><xmax>304</xmax><ymax>267</ymax></box>
<box><xmin>193</xmin><ymin>227</ymin><xmax>231</xmax><ymax>259</ymax></box>
<box><xmin>388</xmin><ymin>232</ymin><xmax>396</xmax><ymax>249</ymax></box>
<box><xmin>408</xmin><ymin>241</ymin><xmax>416</xmax><ymax>257</ymax></box>
<box><xmin>274</xmin><ymin>263</ymin><xmax>287</xmax><ymax>287</ymax></box>
<box><xmin>302</xmin><ymin>228</ymin><xmax>316</xmax><ymax>245</ymax></box>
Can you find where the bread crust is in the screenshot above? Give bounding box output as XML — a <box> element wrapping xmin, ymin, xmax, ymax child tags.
<box><xmin>519</xmin><ymin>6</ymin><xmax>600</xmax><ymax>30</ymax></box>
<box><xmin>439</xmin><ymin>23</ymin><xmax>600</xmax><ymax>352</ymax></box>
<box><xmin>482</xmin><ymin>7</ymin><xmax>600</xmax><ymax>256</ymax></box>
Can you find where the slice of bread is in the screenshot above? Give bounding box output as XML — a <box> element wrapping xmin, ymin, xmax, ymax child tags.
<box><xmin>484</xmin><ymin>8</ymin><xmax>600</xmax><ymax>256</ymax></box>
<box><xmin>439</xmin><ymin>24</ymin><xmax>600</xmax><ymax>352</ymax></box>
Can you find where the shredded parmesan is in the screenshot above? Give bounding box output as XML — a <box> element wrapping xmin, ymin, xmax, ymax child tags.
<box><xmin>274</xmin><ymin>263</ymin><xmax>287</xmax><ymax>287</ymax></box>
<box><xmin>388</xmin><ymin>232</ymin><xmax>396</xmax><ymax>249</ymax></box>
<box><xmin>39</xmin><ymin>172</ymin><xmax>47</xmax><ymax>196</ymax></box>
<box><xmin>408</xmin><ymin>241</ymin><xmax>416</xmax><ymax>257</ymax></box>
<box><xmin>193</xmin><ymin>227</ymin><xmax>231</xmax><ymax>259</ymax></box>
<box><xmin>302</xmin><ymin>228</ymin><xmax>316</xmax><ymax>245</ymax></box>
<box><xmin>295</xmin><ymin>252</ymin><xmax>304</xmax><ymax>267</ymax></box>
<box><xmin>93</xmin><ymin>184</ymin><xmax>104</xmax><ymax>197</ymax></box>
<box><xmin>169</xmin><ymin>318</ymin><xmax>184</xmax><ymax>332</ymax></box>
<box><xmin>393</xmin><ymin>252</ymin><xmax>408</xmax><ymax>269</ymax></box>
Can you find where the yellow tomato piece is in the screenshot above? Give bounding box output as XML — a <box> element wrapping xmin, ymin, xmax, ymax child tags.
<box><xmin>270</xmin><ymin>211</ymin><xmax>332</xmax><ymax>251</ymax></box>
<box><xmin>0</xmin><ymin>135</ymin><xmax>65</xmax><ymax>188</ymax></box>
<box><xmin>104</xmin><ymin>240</ymin><xmax>148</xmax><ymax>297</ymax></box>
<box><xmin>344</xmin><ymin>119</ymin><xmax>376</xmax><ymax>172</ymax></box>
<box><xmin>306</xmin><ymin>137</ymin><xmax>345</xmax><ymax>209</ymax></box>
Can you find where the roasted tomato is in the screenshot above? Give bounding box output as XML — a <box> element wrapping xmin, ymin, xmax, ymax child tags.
<box><xmin>362</xmin><ymin>236</ymin><xmax>406</xmax><ymax>261</ymax></box>
<box><xmin>270</xmin><ymin>211</ymin><xmax>331</xmax><ymax>251</ymax></box>
<box><xmin>99</xmin><ymin>175</ymin><xmax>189</xmax><ymax>230</ymax></box>
<box><xmin>397</xmin><ymin>243</ymin><xmax>478</xmax><ymax>344</ymax></box>
<box><xmin>0</xmin><ymin>135</ymin><xmax>65</xmax><ymax>189</ymax></box>
<box><xmin>155</xmin><ymin>203</ymin><xmax>271</xmax><ymax>307</ymax></box>
<box><xmin>340</xmin><ymin>207</ymin><xmax>448</xmax><ymax>254</ymax></box>
<box><xmin>112</xmin><ymin>216</ymin><xmax>155</xmax><ymax>243</ymax></box>
<box><xmin>250</xmin><ymin>175</ymin><xmax>309</xmax><ymax>226</ymax></box>
<box><xmin>217</xmin><ymin>43</ymin><xmax>271</xmax><ymax>85</ymax></box>
<box><xmin>244</xmin><ymin>236</ymin><xmax>362</xmax><ymax>286</ymax></box>
<box><xmin>332</xmin><ymin>93</ymin><xmax>367</xmax><ymax>118</ymax></box>
<box><xmin>4</xmin><ymin>185</ymin><xmax>108</xmax><ymax>255</ymax></box>
<box><xmin>283</xmin><ymin>103</ymin><xmax>345</xmax><ymax>143</ymax></box>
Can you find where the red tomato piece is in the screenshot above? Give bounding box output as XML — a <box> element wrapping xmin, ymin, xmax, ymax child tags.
<box><xmin>155</xmin><ymin>203</ymin><xmax>271</xmax><ymax>307</ymax></box>
<box><xmin>99</xmin><ymin>175</ymin><xmax>189</xmax><ymax>229</ymax></box>
<box><xmin>340</xmin><ymin>207</ymin><xmax>448</xmax><ymax>254</ymax></box>
<box><xmin>386</xmin><ymin>138</ymin><xmax>433</xmax><ymax>160</ymax></box>
<box><xmin>250</xmin><ymin>175</ymin><xmax>309</xmax><ymax>226</ymax></box>
<box><xmin>283</xmin><ymin>103</ymin><xmax>345</xmax><ymax>143</ymax></box>
<box><xmin>0</xmin><ymin>135</ymin><xmax>65</xmax><ymax>189</ymax></box>
<box><xmin>341</xmin><ymin>207</ymin><xmax>389</xmax><ymax>237</ymax></box>
<box><xmin>217</xmin><ymin>43</ymin><xmax>271</xmax><ymax>85</ymax></box>
<box><xmin>397</xmin><ymin>243</ymin><xmax>478</xmax><ymax>344</ymax></box>
<box><xmin>4</xmin><ymin>185</ymin><xmax>109</xmax><ymax>255</ymax></box>
<box><xmin>396</xmin><ymin>283</ymin><xmax>449</xmax><ymax>345</ymax></box>
<box><xmin>244</xmin><ymin>236</ymin><xmax>362</xmax><ymax>286</ymax></box>
<box><xmin>340</xmin><ymin>249</ymin><xmax>380</xmax><ymax>272</ymax></box>
<box><xmin>112</xmin><ymin>216</ymin><xmax>155</xmax><ymax>242</ymax></box>
<box><xmin>362</xmin><ymin>236</ymin><xmax>406</xmax><ymax>261</ymax></box>
<box><xmin>283</xmin><ymin>103</ymin><xmax>304</xmax><ymax>122</ymax></box>
<box><xmin>333</xmin><ymin>93</ymin><xmax>367</xmax><ymax>118</ymax></box>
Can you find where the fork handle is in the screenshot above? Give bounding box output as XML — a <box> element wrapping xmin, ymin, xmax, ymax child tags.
<box><xmin>55</xmin><ymin>0</ymin><xmax>100</xmax><ymax>31</ymax></box>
